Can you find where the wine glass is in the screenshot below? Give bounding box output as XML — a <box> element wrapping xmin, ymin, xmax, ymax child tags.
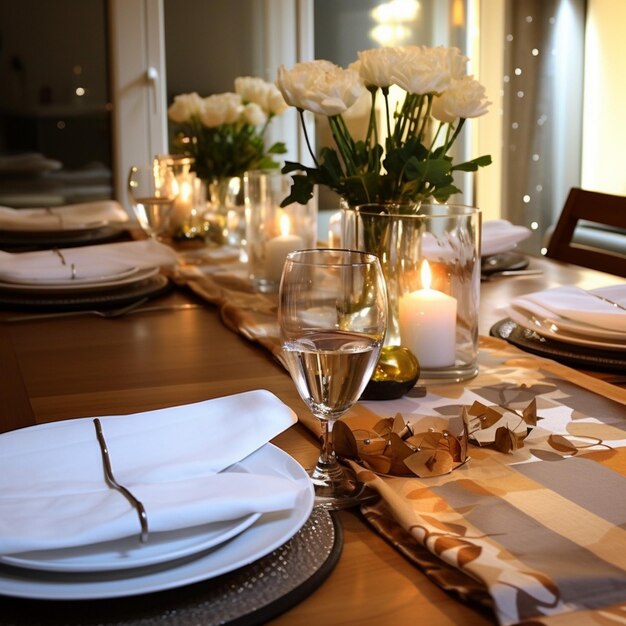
<box><xmin>278</xmin><ymin>248</ymin><xmax>387</xmax><ymax>509</ymax></box>
<box><xmin>127</xmin><ymin>163</ymin><xmax>178</xmax><ymax>240</ymax></box>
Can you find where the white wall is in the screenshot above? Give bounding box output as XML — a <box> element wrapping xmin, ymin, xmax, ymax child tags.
<box><xmin>581</xmin><ymin>0</ymin><xmax>626</xmax><ymax>196</ymax></box>
<box><xmin>474</xmin><ymin>0</ymin><xmax>504</xmax><ymax>221</ymax></box>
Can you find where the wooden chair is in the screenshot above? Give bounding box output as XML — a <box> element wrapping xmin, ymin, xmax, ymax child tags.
<box><xmin>545</xmin><ymin>187</ymin><xmax>626</xmax><ymax>278</ymax></box>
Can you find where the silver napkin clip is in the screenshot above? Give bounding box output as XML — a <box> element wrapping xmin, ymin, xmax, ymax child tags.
<box><xmin>93</xmin><ymin>418</ymin><xmax>149</xmax><ymax>543</ymax></box>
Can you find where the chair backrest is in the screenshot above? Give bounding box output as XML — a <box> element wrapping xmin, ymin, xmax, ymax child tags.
<box><xmin>545</xmin><ymin>187</ymin><xmax>626</xmax><ymax>278</ymax></box>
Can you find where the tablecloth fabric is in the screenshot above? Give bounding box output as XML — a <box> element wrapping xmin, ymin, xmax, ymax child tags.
<box><xmin>180</xmin><ymin>261</ymin><xmax>626</xmax><ymax>626</ymax></box>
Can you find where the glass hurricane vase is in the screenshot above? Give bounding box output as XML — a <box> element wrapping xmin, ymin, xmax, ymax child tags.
<box><xmin>342</xmin><ymin>202</ymin><xmax>481</xmax><ymax>385</ymax></box>
<box><xmin>203</xmin><ymin>176</ymin><xmax>246</xmax><ymax>253</ymax></box>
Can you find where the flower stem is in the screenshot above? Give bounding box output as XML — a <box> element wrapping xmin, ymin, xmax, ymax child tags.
<box><xmin>365</xmin><ymin>87</ymin><xmax>378</xmax><ymax>147</ymax></box>
<box><xmin>382</xmin><ymin>86</ymin><xmax>392</xmax><ymax>142</ymax></box>
<box><xmin>446</xmin><ymin>117</ymin><xmax>466</xmax><ymax>153</ymax></box>
<box><xmin>417</xmin><ymin>95</ymin><xmax>433</xmax><ymax>143</ymax></box>
<box><xmin>330</xmin><ymin>115</ymin><xmax>357</xmax><ymax>176</ymax></box>
<box><xmin>300</xmin><ymin>109</ymin><xmax>320</xmax><ymax>168</ymax></box>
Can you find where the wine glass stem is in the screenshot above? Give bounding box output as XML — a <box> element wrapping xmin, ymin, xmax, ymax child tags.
<box><xmin>320</xmin><ymin>419</ymin><xmax>335</xmax><ymax>465</ymax></box>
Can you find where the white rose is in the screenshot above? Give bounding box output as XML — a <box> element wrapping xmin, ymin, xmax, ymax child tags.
<box><xmin>431</xmin><ymin>76</ymin><xmax>491</xmax><ymax>122</ymax></box>
<box><xmin>242</xmin><ymin>102</ymin><xmax>267</xmax><ymax>126</ymax></box>
<box><xmin>266</xmin><ymin>84</ymin><xmax>288</xmax><ymax>115</ymax></box>
<box><xmin>355</xmin><ymin>47</ymin><xmax>401</xmax><ymax>88</ymax></box>
<box><xmin>276</xmin><ymin>60</ymin><xmax>364</xmax><ymax>116</ymax></box>
<box><xmin>449</xmin><ymin>47</ymin><xmax>470</xmax><ymax>79</ymax></box>
<box><xmin>431</xmin><ymin>46</ymin><xmax>469</xmax><ymax>80</ymax></box>
<box><xmin>167</xmin><ymin>92</ymin><xmax>204</xmax><ymax>123</ymax></box>
<box><xmin>198</xmin><ymin>93</ymin><xmax>242</xmax><ymax>127</ymax></box>
<box><xmin>235</xmin><ymin>77</ymin><xmax>268</xmax><ymax>105</ymax></box>
<box><xmin>235</xmin><ymin>76</ymin><xmax>287</xmax><ymax>116</ymax></box>
<box><xmin>392</xmin><ymin>45</ymin><xmax>468</xmax><ymax>95</ymax></box>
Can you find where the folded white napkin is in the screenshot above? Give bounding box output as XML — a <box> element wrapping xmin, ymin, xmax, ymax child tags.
<box><xmin>0</xmin><ymin>152</ymin><xmax>62</xmax><ymax>173</ymax></box>
<box><xmin>481</xmin><ymin>220</ymin><xmax>531</xmax><ymax>257</ymax></box>
<box><xmin>0</xmin><ymin>240</ymin><xmax>179</xmax><ymax>283</ymax></box>
<box><xmin>511</xmin><ymin>285</ymin><xmax>626</xmax><ymax>333</ymax></box>
<box><xmin>327</xmin><ymin>213</ymin><xmax>530</xmax><ymax>258</ymax></box>
<box><xmin>0</xmin><ymin>201</ymin><xmax>129</xmax><ymax>232</ymax></box>
<box><xmin>0</xmin><ymin>390</ymin><xmax>306</xmax><ymax>555</ymax></box>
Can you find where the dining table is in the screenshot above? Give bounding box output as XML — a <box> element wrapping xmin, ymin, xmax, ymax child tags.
<box><xmin>0</xmin><ymin>248</ymin><xmax>625</xmax><ymax>626</ymax></box>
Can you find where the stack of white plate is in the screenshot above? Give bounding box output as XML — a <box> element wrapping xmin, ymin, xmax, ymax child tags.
<box><xmin>0</xmin><ymin>201</ymin><xmax>129</xmax><ymax>247</ymax></box>
<box><xmin>0</xmin><ymin>265</ymin><xmax>169</xmax><ymax>309</ymax></box>
<box><xmin>0</xmin><ymin>240</ymin><xmax>178</xmax><ymax>308</ymax></box>
<box><xmin>0</xmin><ymin>439</ymin><xmax>313</xmax><ymax>600</ymax></box>
<box><xmin>506</xmin><ymin>284</ymin><xmax>626</xmax><ymax>351</ymax></box>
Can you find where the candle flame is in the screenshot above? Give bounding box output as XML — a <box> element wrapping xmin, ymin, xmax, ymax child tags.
<box><xmin>280</xmin><ymin>213</ymin><xmax>291</xmax><ymax>237</ymax></box>
<box><xmin>420</xmin><ymin>259</ymin><xmax>432</xmax><ymax>289</ymax></box>
<box><xmin>179</xmin><ymin>180</ymin><xmax>191</xmax><ymax>202</ymax></box>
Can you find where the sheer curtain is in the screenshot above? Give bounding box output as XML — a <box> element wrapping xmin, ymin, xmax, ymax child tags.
<box><xmin>501</xmin><ymin>0</ymin><xmax>585</xmax><ymax>254</ymax></box>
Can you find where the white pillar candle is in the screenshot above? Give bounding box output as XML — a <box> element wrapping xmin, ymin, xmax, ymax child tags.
<box><xmin>398</xmin><ymin>260</ymin><xmax>457</xmax><ymax>368</ymax></box>
<box><xmin>266</xmin><ymin>213</ymin><xmax>304</xmax><ymax>283</ymax></box>
<box><xmin>170</xmin><ymin>178</ymin><xmax>193</xmax><ymax>230</ymax></box>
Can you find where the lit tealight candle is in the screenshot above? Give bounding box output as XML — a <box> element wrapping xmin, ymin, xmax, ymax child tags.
<box><xmin>398</xmin><ymin>260</ymin><xmax>457</xmax><ymax>368</ymax></box>
<box><xmin>171</xmin><ymin>178</ymin><xmax>192</xmax><ymax>230</ymax></box>
<box><xmin>266</xmin><ymin>213</ymin><xmax>304</xmax><ymax>283</ymax></box>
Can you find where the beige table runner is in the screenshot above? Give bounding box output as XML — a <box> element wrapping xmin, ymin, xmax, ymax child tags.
<box><xmin>181</xmin><ymin>264</ymin><xmax>626</xmax><ymax>626</ymax></box>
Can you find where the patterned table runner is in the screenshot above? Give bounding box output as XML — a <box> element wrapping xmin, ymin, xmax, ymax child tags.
<box><xmin>180</xmin><ymin>262</ymin><xmax>626</xmax><ymax>626</ymax></box>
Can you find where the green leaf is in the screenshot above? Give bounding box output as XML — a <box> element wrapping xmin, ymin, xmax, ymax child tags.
<box><xmin>255</xmin><ymin>156</ymin><xmax>280</xmax><ymax>170</ymax></box>
<box><xmin>267</xmin><ymin>141</ymin><xmax>287</xmax><ymax>155</ymax></box>
<box><xmin>451</xmin><ymin>154</ymin><xmax>492</xmax><ymax>172</ymax></box>
<box><xmin>280</xmin><ymin>174</ymin><xmax>315</xmax><ymax>207</ymax></box>
<box><xmin>405</xmin><ymin>157</ymin><xmax>451</xmax><ymax>187</ymax></box>
<box><xmin>282</xmin><ymin>160</ymin><xmax>305</xmax><ymax>174</ymax></box>
<box><xmin>319</xmin><ymin>147</ymin><xmax>345</xmax><ymax>181</ymax></box>
<box><xmin>432</xmin><ymin>184</ymin><xmax>462</xmax><ymax>202</ymax></box>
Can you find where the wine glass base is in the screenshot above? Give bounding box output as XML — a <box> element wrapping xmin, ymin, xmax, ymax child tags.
<box><xmin>309</xmin><ymin>464</ymin><xmax>379</xmax><ymax>511</ymax></box>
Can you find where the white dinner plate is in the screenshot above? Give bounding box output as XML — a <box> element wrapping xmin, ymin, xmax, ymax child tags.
<box><xmin>0</xmin><ymin>203</ymin><xmax>127</xmax><ymax>234</ymax></box>
<box><xmin>0</xmin><ymin>267</ymin><xmax>159</xmax><ymax>294</ymax></box>
<box><xmin>0</xmin><ymin>225</ymin><xmax>127</xmax><ymax>248</ymax></box>
<box><xmin>1</xmin><ymin>265</ymin><xmax>140</xmax><ymax>287</ymax></box>
<box><xmin>1</xmin><ymin>512</ymin><xmax>259</xmax><ymax>573</ymax></box>
<box><xmin>0</xmin><ymin>443</ymin><xmax>314</xmax><ymax>599</ymax></box>
<box><xmin>506</xmin><ymin>305</ymin><xmax>626</xmax><ymax>351</ymax></box>
<box><xmin>510</xmin><ymin>295</ymin><xmax>626</xmax><ymax>342</ymax></box>
<box><xmin>0</xmin><ymin>220</ymin><xmax>109</xmax><ymax>234</ymax></box>
<box><xmin>513</xmin><ymin>285</ymin><xmax>626</xmax><ymax>336</ymax></box>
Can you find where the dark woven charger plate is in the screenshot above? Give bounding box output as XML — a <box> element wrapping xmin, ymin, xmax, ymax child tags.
<box><xmin>0</xmin><ymin>508</ymin><xmax>342</xmax><ymax>626</ymax></box>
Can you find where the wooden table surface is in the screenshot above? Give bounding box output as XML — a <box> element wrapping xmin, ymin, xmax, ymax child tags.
<box><xmin>0</xmin><ymin>254</ymin><xmax>624</xmax><ymax>625</ymax></box>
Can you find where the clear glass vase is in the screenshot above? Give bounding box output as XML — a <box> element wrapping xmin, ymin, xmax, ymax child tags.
<box><xmin>205</xmin><ymin>176</ymin><xmax>246</xmax><ymax>253</ymax></box>
<box><xmin>155</xmin><ymin>155</ymin><xmax>207</xmax><ymax>241</ymax></box>
<box><xmin>244</xmin><ymin>169</ymin><xmax>318</xmax><ymax>292</ymax></box>
<box><xmin>342</xmin><ymin>202</ymin><xmax>481</xmax><ymax>383</ymax></box>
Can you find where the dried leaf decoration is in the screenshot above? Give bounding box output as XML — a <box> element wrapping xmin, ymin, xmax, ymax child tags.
<box><xmin>334</xmin><ymin>398</ymin><xmax>541</xmax><ymax>478</ymax></box>
<box><xmin>547</xmin><ymin>433</ymin><xmax>612</xmax><ymax>456</ymax></box>
<box><xmin>465</xmin><ymin>399</ymin><xmax>538</xmax><ymax>453</ymax></box>
<box><xmin>334</xmin><ymin>414</ymin><xmax>469</xmax><ymax>478</ymax></box>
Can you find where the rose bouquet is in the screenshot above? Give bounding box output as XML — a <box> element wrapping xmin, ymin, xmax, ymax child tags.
<box><xmin>168</xmin><ymin>76</ymin><xmax>288</xmax><ymax>181</ymax></box>
<box><xmin>276</xmin><ymin>45</ymin><xmax>491</xmax><ymax>209</ymax></box>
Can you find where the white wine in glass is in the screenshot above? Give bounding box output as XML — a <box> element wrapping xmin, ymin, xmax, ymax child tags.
<box><xmin>127</xmin><ymin>164</ymin><xmax>178</xmax><ymax>240</ymax></box>
<box><xmin>279</xmin><ymin>248</ymin><xmax>387</xmax><ymax>509</ymax></box>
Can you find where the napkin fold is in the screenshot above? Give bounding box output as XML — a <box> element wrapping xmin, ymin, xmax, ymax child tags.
<box><xmin>481</xmin><ymin>219</ymin><xmax>531</xmax><ymax>256</ymax></box>
<box><xmin>0</xmin><ymin>201</ymin><xmax>129</xmax><ymax>231</ymax></box>
<box><xmin>511</xmin><ymin>285</ymin><xmax>626</xmax><ymax>333</ymax></box>
<box><xmin>0</xmin><ymin>390</ymin><xmax>306</xmax><ymax>555</ymax></box>
<box><xmin>0</xmin><ymin>240</ymin><xmax>179</xmax><ymax>282</ymax></box>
